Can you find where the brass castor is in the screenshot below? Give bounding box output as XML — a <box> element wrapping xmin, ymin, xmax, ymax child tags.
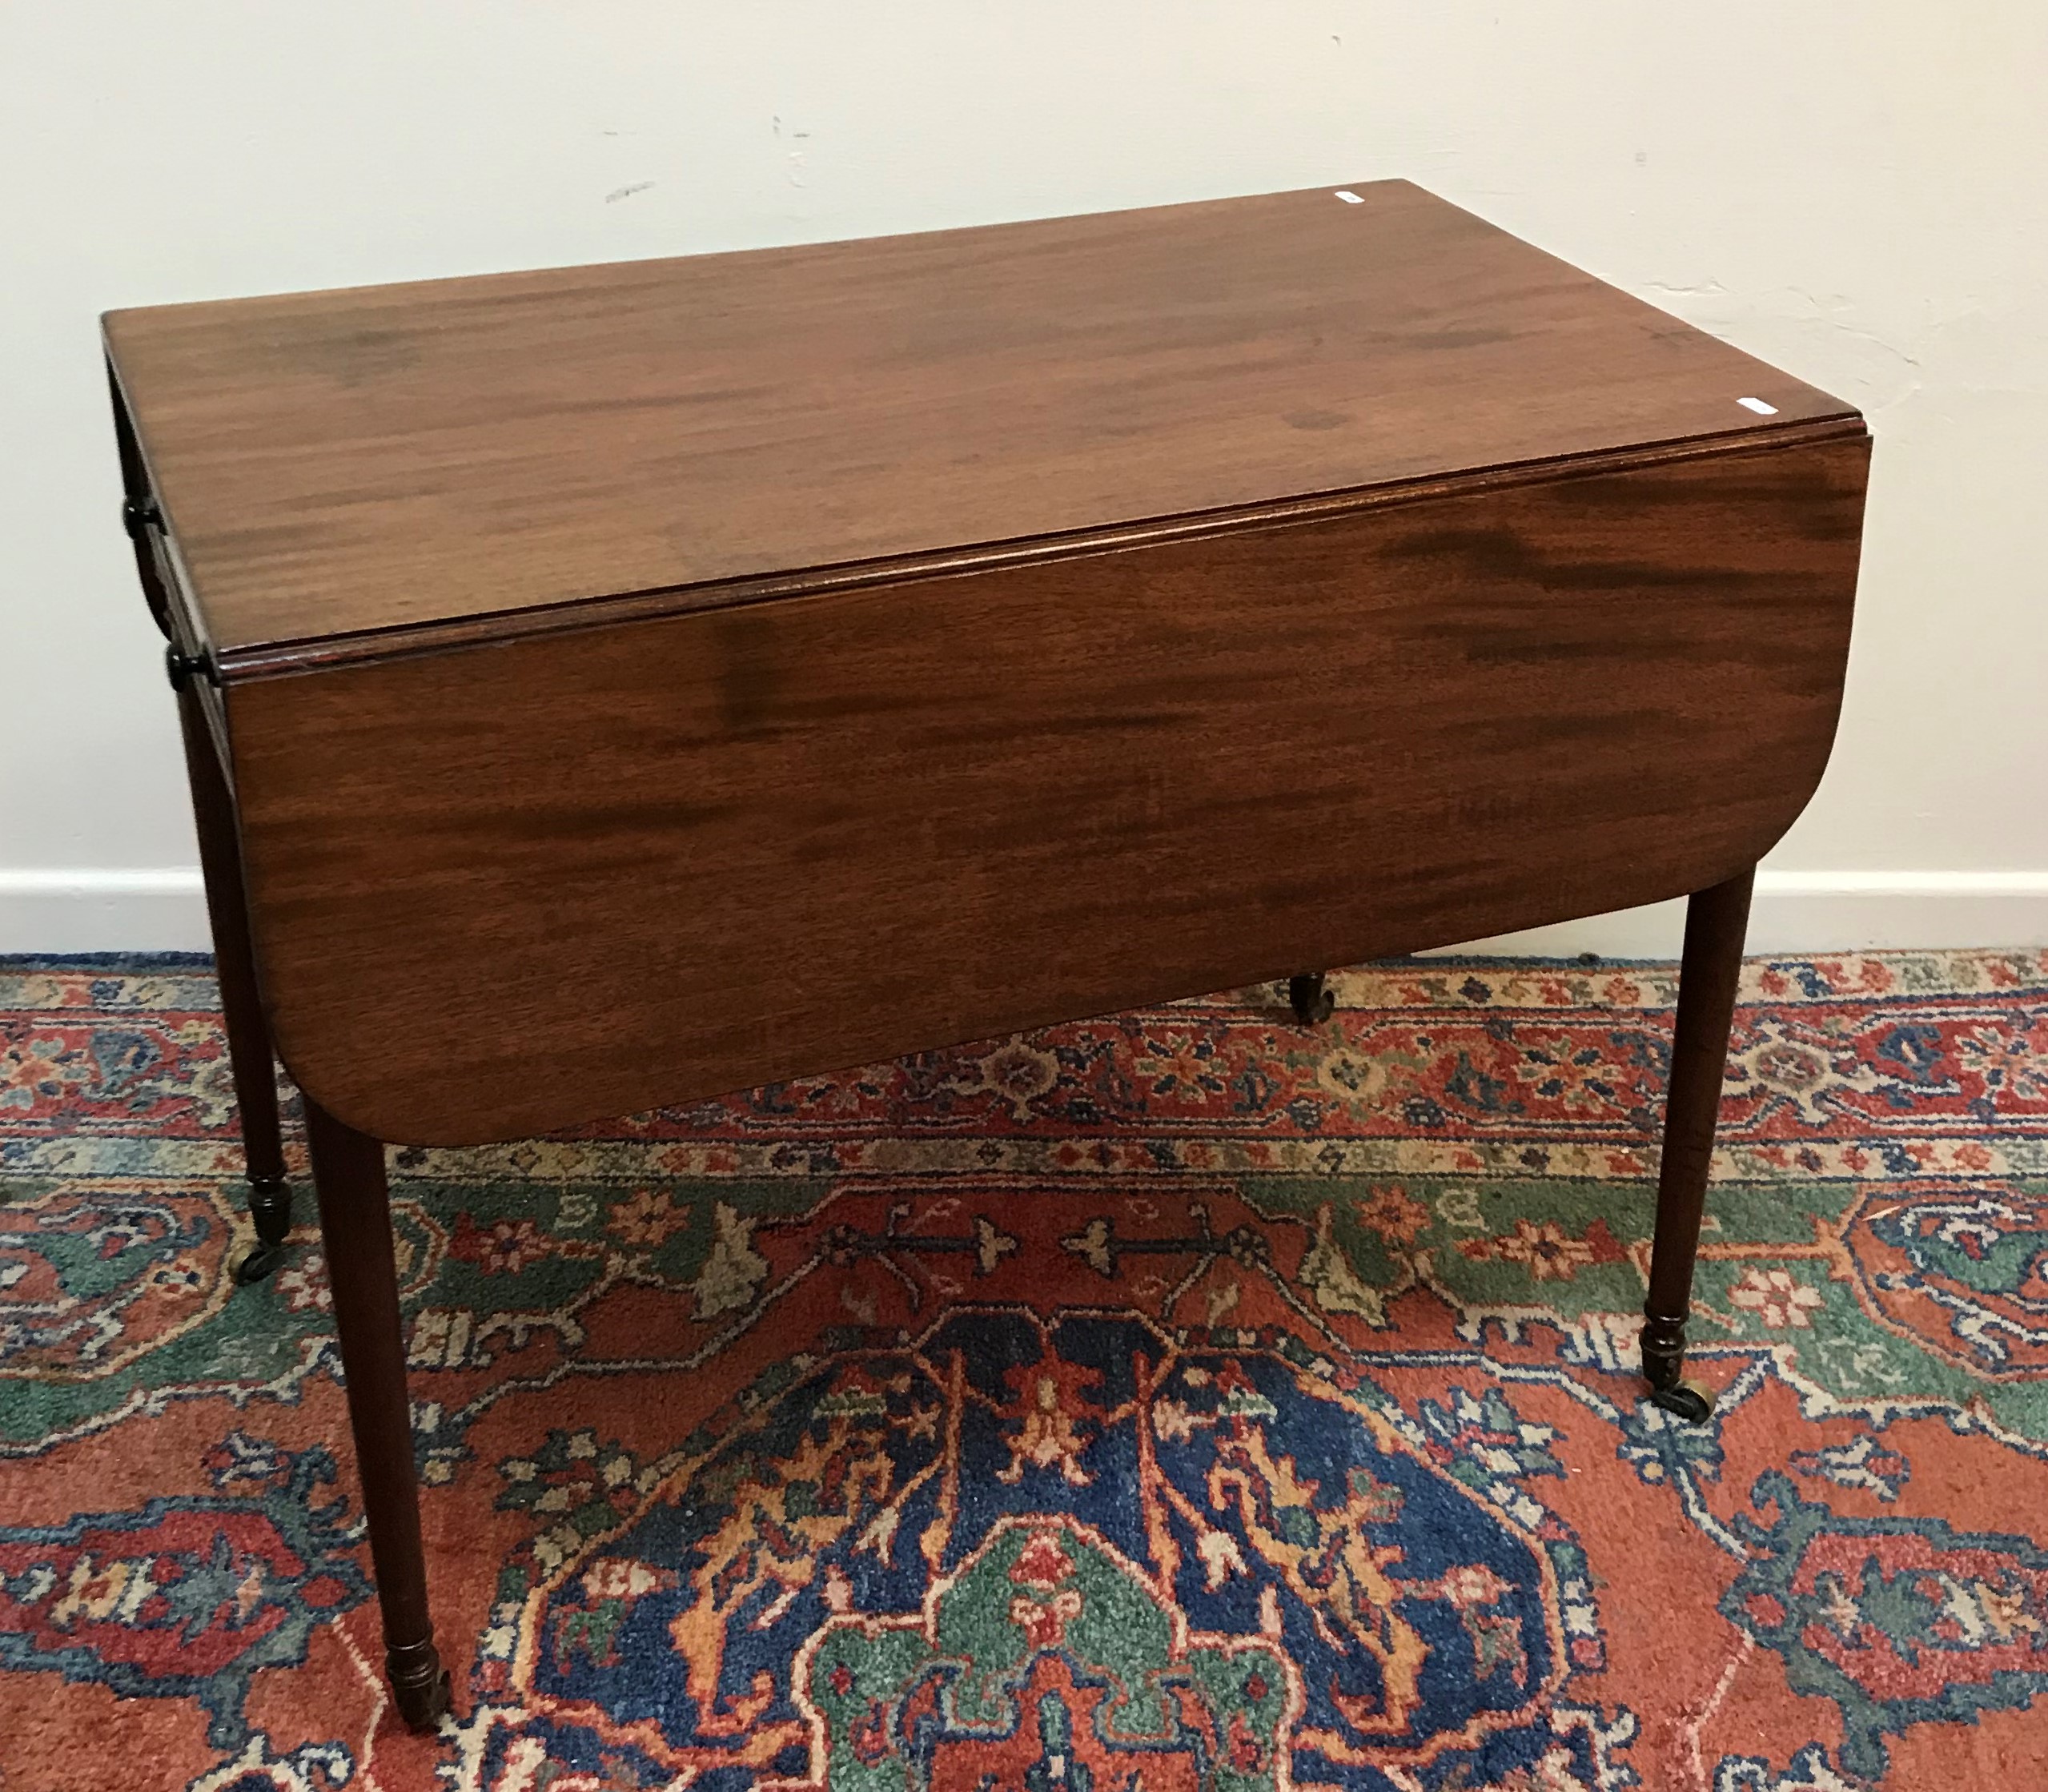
<box><xmin>231</xmin><ymin>1175</ymin><xmax>293</xmax><ymax>1284</ymax></box>
<box><xmin>1287</xmin><ymin>971</ymin><xmax>1335</xmax><ymax>1025</ymax></box>
<box><xmin>389</xmin><ymin>1640</ymin><xmax>452</xmax><ymax>1731</ymax></box>
<box><xmin>1641</xmin><ymin>1312</ymin><xmax>1714</xmax><ymax>1423</ymax></box>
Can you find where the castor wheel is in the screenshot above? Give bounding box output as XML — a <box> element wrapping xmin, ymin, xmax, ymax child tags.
<box><xmin>1288</xmin><ymin>971</ymin><xmax>1335</xmax><ymax>1025</ymax></box>
<box><xmin>232</xmin><ymin>1174</ymin><xmax>294</xmax><ymax>1284</ymax></box>
<box><xmin>231</xmin><ymin>1240</ymin><xmax>289</xmax><ymax>1284</ymax></box>
<box><xmin>1648</xmin><ymin>1380</ymin><xmax>1716</xmax><ymax>1423</ymax></box>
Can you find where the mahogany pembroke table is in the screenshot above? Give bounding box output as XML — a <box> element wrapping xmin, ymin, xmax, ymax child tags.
<box><xmin>103</xmin><ymin>179</ymin><xmax>1869</xmax><ymax>1725</ymax></box>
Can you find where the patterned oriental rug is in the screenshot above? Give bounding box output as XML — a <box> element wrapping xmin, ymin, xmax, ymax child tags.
<box><xmin>2</xmin><ymin>951</ymin><xmax>2046</xmax><ymax>1792</ymax></box>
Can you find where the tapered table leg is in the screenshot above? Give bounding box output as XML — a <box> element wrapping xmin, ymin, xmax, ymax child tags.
<box><xmin>306</xmin><ymin>1100</ymin><xmax>452</xmax><ymax>1730</ymax></box>
<box><xmin>1641</xmin><ymin>865</ymin><xmax>1755</xmax><ymax>1421</ymax></box>
<box><xmin>176</xmin><ymin>684</ymin><xmax>292</xmax><ymax>1282</ymax></box>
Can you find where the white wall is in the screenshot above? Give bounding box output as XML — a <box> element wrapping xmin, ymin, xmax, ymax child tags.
<box><xmin>5</xmin><ymin>2</ymin><xmax>2045</xmax><ymax>955</ymax></box>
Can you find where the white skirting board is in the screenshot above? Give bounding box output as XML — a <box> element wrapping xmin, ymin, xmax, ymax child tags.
<box><xmin>2</xmin><ymin>867</ymin><xmax>2047</xmax><ymax>960</ymax></box>
<box><xmin>0</xmin><ymin>870</ymin><xmax>214</xmax><ymax>954</ymax></box>
<box><xmin>1427</xmin><ymin>871</ymin><xmax>2048</xmax><ymax>958</ymax></box>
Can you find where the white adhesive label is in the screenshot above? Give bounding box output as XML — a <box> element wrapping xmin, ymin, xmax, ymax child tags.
<box><xmin>1334</xmin><ymin>190</ymin><xmax>1364</xmax><ymax>204</ymax></box>
<box><xmin>1737</xmin><ymin>396</ymin><xmax>1779</xmax><ymax>415</ymax></box>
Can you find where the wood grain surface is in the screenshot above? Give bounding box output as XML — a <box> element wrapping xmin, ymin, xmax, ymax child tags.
<box><xmin>105</xmin><ymin>179</ymin><xmax>1857</xmax><ymax>657</ymax></box>
<box><xmin>224</xmin><ymin>433</ymin><xmax>1869</xmax><ymax>1145</ymax></box>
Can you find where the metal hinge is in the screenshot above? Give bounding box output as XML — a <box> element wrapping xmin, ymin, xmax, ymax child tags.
<box><xmin>125</xmin><ymin>496</ymin><xmax>212</xmax><ymax>687</ymax></box>
<box><xmin>165</xmin><ymin>643</ymin><xmax>216</xmax><ymax>690</ymax></box>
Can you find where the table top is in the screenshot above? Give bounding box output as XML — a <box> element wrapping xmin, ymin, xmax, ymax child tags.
<box><xmin>106</xmin><ymin>178</ymin><xmax>1856</xmax><ymax>662</ymax></box>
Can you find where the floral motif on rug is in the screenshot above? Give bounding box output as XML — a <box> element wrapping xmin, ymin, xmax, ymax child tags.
<box><xmin>2</xmin><ymin>949</ymin><xmax>2046</xmax><ymax>1790</ymax></box>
